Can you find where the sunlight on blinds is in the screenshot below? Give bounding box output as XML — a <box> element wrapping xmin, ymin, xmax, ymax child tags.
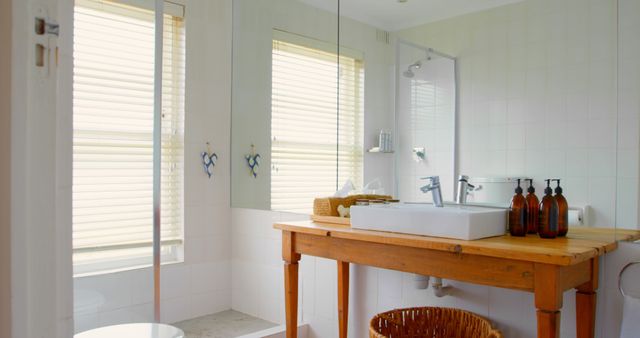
<box><xmin>73</xmin><ymin>0</ymin><xmax>185</xmax><ymax>275</ymax></box>
<box><xmin>271</xmin><ymin>37</ymin><xmax>364</xmax><ymax>214</ymax></box>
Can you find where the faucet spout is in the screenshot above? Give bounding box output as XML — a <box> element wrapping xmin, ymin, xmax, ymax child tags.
<box><xmin>420</xmin><ymin>176</ymin><xmax>444</xmax><ymax>207</ymax></box>
<box><xmin>455</xmin><ymin>175</ymin><xmax>475</xmax><ymax>204</ymax></box>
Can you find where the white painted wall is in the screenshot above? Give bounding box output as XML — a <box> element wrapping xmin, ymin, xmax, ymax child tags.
<box><xmin>1</xmin><ymin>0</ymin><xmax>12</xmax><ymax>335</ymax></box>
<box><xmin>11</xmin><ymin>0</ymin><xmax>74</xmax><ymax>336</ymax></box>
<box><xmin>72</xmin><ymin>0</ymin><xmax>234</xmax><ymax>332</ymax></box>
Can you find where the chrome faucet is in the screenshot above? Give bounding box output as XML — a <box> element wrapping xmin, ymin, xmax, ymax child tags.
<box><xmin>455</xmin><ymin>175</ymin><xmax>475</xmax><ymax>204</ymax></box>
<box><xmin>420</xmin><ymin>176</ymin><xmax>443</xmax><ymax>207</ymax></box>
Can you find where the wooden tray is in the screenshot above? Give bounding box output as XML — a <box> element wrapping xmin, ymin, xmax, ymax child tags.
<box><xmin>310</xmin><ymin>215</ymin><xmax>351</xmax><ymax>227</ymax></box>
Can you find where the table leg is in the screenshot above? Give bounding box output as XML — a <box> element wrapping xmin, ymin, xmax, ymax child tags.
<box><xmin>576</xmin><ymin>258</ymin><xmax>599</xmax><ymax>338</ymax></box>
<box><xmin>337</xmin><ymin>261</ymin><xmax>349</xmax><ymax>338</ymax></box>
<box><xmin>535</xmin><ymin>264</ymin><xmax>563</xmax><ymax>338</ymax></box>
<box><xmin>283</xmin><ymin>231</ymin><xmax>301</xmax><ymax>338</ymax></box>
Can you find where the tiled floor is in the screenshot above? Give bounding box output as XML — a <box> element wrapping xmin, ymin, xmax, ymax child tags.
<box><xmin>174</xmin><ymin>310</ymin><xmax>277</xmax><ymax>338</ymax></box>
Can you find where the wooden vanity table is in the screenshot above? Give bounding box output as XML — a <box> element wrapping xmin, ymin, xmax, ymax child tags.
<box><xmin>275</xmin><ymin>220</ymin><xmax>640</xmax><ymax>338</ymax></box>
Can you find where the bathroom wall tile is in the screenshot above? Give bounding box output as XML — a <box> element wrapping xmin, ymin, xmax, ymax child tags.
<box><xmin>160</xmin><ymin>264</ymin><xmax>191</xmax><ymax>301</ymax></box>
<box><xmin>506</xmin><ymin>150</ymin><xmax>526</xmax><ymax>176</ymax></box>
<box><xmin>258</xmin><ymin>265</ymin><xmax>285</xmax><ymax>324</ymax></box>
<box><xmin>565</xmin><ymin>121</ymin><xmax>589</xmax><ymax>149</ymax></box>
<box><xmin>129</xmin><ymin>268</ymin><xmax>154</xmax><ymax>305</ymax></box>
<box><xmin>565</xmin><ymin>149</ymin><xmax>589</xmax><ymax>178</ymax></box>
<box><xmin>190</xmin><ymin>290</ymin><xmax>231</xmax><ymax>319</ymax></box>
<box><xmin>562</xmin><ymin>176</ymin><xmax>590</xmax><ymax>206</ymax></box>
<box><xmin>588</xmin><ymin>177</ymin><xmax>617</xmax><ymax>227</ymax></box>
<box><xmin>524</xmin><ymin>123</ymin><xmax>545</xmax><ymax>150</ymax></box>
<box><xmin>97</xmin><ymin>307</ymin><xmax>134</xmax><ymax>327</ymax></box>
<box><xmin>191</xmin><ymin>261</ymin><xmax>230</xmax><ymax>294</ymax></box>
<box><xmin>617</xmin><ymin>150</ymin><xmax>640</xmax><ymax>179</ymax></box>
<box><xmin>565</xmin><ymin>91</ymin><xmax>589</xmax><ymax>120</ymax></box>
<box><xmin>300</xmin><ymin>256</ymin><xmax>317</xmax><ymax>319</ymax></box>
<box><xmin>185</xmin><ymin>236</ymin><xmax>207</xmax><ymax>264</ymax></box>
<box><xmin>617</xmin><ymin>112</ymin><xmax>640</xmax><ymax>150</ymax></box>
<box><xmin>74</xmin><ymin>313</ymin><xmax>99</xmax><ymax>334</ymax></box>
<box><xmin>231</xmin><ymin>260</ymin><xmax>260</xmax><ymax>317</ymax></box>
<box><xmin>205</xmin><ymin>235</ymin><xmax>231</xmax><ymax>262</ymax></box>
<box><xmin>616</xmin><ymin>178</ymin><xmax>640</xmax><ymax>228</ymax></box>
<box><xmin>161</xmin><ymin>296</ymin><xmax>192</xmax><ymax>324</ymax></box>
<box><xmin>314</xmin><ymin>258</ymin><xmax>337</xmax><ymax>321</ymax></box>
<box><xmin>545</xmin><ymin>150</ymin><xmax>566</xmax><ymax>179</ymax></box>
<box><xmin>75</xmin><ymin>272</ymin><xmax>133</xmax><ymax>313</ymax></box>
<box><xmin>128</xmin><ymin>302</ymin><xmax>154</xmax><ymax>323</ymax></box>
<box><xmin>489</xmin><ymin>126</ymin><xmax>507</xmax><ymax>150</ymax></box>
<box><xmin>587</xmin><ymin>149</ymin><xmax>616</xmax><ymax>178</ymax></box>
<box><xmin>487</xmin><ymin>287</ymin><xmax>531</xmax><ymax>338</ymax></box>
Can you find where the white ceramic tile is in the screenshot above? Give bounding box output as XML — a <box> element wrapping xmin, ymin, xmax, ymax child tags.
<box><xmin>191</xmin><ymin>261</ymin><xmax>230</xmax><ymax>294</ymax></box>
<box><xmin>189</xmin><ymin>290</ymin><xmax>231</xmax><ymax>319</ymax></box>
<box><xmin>75</xmin><ymin>272</ymin><xmax>133</xmax><ymax>313</ymax></box>
<box><xmin>129</xmin><ymin>268</ymin><xmax>154</xmax><ymax>305</ymax></box>
<box><xmin>314</xmin><ymin>258</ymin><xmax>337</xmax><ymax>321</ymax></box>
<box><xmin>161</xmin><ymin>296</ymin><xmax>192</xmax><ymax>324</ymax></box>
<box><xmin>160</xmin><ymin>264</ymin><xmax>191</xmax><ymax>301</ymax></box>
<box><xmin>74</xmin><ymin>313</ymin><xmax>100</xmax><ymax>334</ymax></box>
<box><xmin>588</xmin><ymin>149</ymin><xmax>616</xmax><ymax>178</ymax></box>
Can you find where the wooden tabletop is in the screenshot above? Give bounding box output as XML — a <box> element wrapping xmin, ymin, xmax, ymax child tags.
<box><xmin>274</xmin><ymin>220</ymin><xmax>640</xmax><ymax>266</ymax></box>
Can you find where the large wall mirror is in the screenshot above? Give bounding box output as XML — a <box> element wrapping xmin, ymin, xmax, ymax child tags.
<box><xmin>232</xmin><ymin>0</ymin><xmax>631</xmax><ymax>236</ymax></box>
<box><xmin>337</xmin><ymin>0</ymin><xmax>624</xmax><ymax>231</ymax></box>
<box><xmin>231</xmin><ymin>0</ymin><xmax>339</xmax><ymax>211</ymax></box>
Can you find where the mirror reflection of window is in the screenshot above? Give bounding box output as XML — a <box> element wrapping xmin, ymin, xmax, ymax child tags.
<box><xmin>271</xmin><ymin>32</ymin><xmax>364</xmax><ymax>213</ymax></box>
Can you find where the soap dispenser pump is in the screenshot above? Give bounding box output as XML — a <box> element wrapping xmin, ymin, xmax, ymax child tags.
<box><xmin>524</xmin><ymin>179</ymin><xmax>539</xmax><ymax>235</ymax></box>
<box><xmin>538</xmin><ymin>179</ymin><xmax>559</xmax><ymax>239</ymax></box>
<box><xmin>552</xmin><ymin>179</ymin><xmax>568</xmax><ymax>237</ymax></box>
<box><xmin>508</xmin><ymin>179</ymin><xmax>527</xmax><ymax>237</ymax></box>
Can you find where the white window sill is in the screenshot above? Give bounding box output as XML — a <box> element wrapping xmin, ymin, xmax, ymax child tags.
<box><xmin>73</xmin><ymin>259</ymin><xmax>184</xmax><ymax>279</ymax></box>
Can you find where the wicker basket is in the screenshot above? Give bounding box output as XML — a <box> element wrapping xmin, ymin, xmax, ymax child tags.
<box><xmin>313</xmin><ymin>194</ymin><xmax>393</xmax><ymax>216</ymax></box>
<box><xmin>369</xmin><ymin>307</ymin><xmax>503</xmax><ymax>338</ymax></box>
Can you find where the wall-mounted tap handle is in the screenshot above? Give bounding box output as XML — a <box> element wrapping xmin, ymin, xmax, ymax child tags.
<box><xmin>420</xmin><ymin>176</ymin><xmax>440</xmax><ymax>183</ymax></box>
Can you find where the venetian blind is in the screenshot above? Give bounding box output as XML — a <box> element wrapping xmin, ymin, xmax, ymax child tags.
<box><xmin>72</xmin><ymin>0</ymin><xmax>185</xmax><ymax>275</ymax></box>
<box><xmin>271</xmin><ymin>35</ymin><xmax>364</xmax><ymax>213</ymax></box>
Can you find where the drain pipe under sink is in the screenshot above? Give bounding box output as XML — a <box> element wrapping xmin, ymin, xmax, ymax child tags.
<box><xmin>413</xmin><ymin>274</ymin><xmax>430</xmax><ymax>289</ymax></box>
<box><xmin>432</xmin><ymin>277</ymin><xmax>452</xmax><ymax>297</ymax></box>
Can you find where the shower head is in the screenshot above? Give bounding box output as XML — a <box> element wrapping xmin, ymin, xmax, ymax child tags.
<box><xmin>402</xmin><ymin>60</ymin><xmax>422</xmax><ymax>78</ymax></box>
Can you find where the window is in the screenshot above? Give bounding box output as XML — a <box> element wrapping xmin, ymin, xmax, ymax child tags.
<box><xmin>271</xmin><ymin>32</ymin><xmax>364</xmax><ymax>213</ymax></box>
<box><xmin>73</xmin><ymin>0</ymin><xmax>185</xmax><ymax>275</ymax></box>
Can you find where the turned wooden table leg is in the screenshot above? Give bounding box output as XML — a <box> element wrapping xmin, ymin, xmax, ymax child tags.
<box><xmin>337</xmin><ymin>261</ymin><xmax>349</xmax><ymax>338</ymax></box>
<box><xmin>535</xmin><ymin>264</ymin><xmax>563</xmax><ymax>338</ymax></box>
<box><xmin>576</xmin><ymin>258</ymin><xmax>599</xmax><ymax>338</ymax></box>
<box><xmin>283</xmin><ymin>231</ymin><xmax>301</xmax><ymax>338</ymax></box>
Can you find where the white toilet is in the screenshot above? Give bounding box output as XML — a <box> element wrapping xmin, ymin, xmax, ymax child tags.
<box><xmin>75</xmin><ymin>323</ymin><xmax>185</xmax><ymax>338</ymax></box>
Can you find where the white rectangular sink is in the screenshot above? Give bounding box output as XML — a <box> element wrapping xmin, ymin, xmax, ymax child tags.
<box><xmin>350</xmin><ymin>203</ymin><xmax>507</xmax><ymax>240</ymax></box>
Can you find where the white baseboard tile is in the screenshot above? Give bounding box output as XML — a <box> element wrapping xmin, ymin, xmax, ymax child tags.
<box><xmin>234</xmin><ymin>323</ymin><xmax>308</xmax><ymax>338</ymax></box>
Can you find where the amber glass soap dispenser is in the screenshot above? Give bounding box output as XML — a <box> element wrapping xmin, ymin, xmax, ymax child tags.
<box><xmin>552</xmin><ymin>179</ymin><xmax>568</xmax><ymax>236</ymax></box>
<box><xmin>509</xmin><ymin>179</ymin><xmax>527</xmax><ymax>237</ymax></box>
<box><xmin>538</xmin><ymin>179</ymin><xmax>559</xmax><ymax>239</ymax></box>
<box><xmin>524</xmin><ymin>179</ymin><xmax>539</xmax><ymax>234</ymax></box>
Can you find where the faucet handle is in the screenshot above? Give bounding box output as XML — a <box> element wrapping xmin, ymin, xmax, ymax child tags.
<box><xmin>420</xmin><ymin>176</ymin><xmax>440</xmax><ymax>183</ymax></box>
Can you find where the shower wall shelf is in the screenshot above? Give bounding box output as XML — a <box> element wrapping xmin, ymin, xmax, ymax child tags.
<box><xmin>367</xmin><ymin>147</ymin><xmax>395</xmax><ymax>154</ymax></box>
